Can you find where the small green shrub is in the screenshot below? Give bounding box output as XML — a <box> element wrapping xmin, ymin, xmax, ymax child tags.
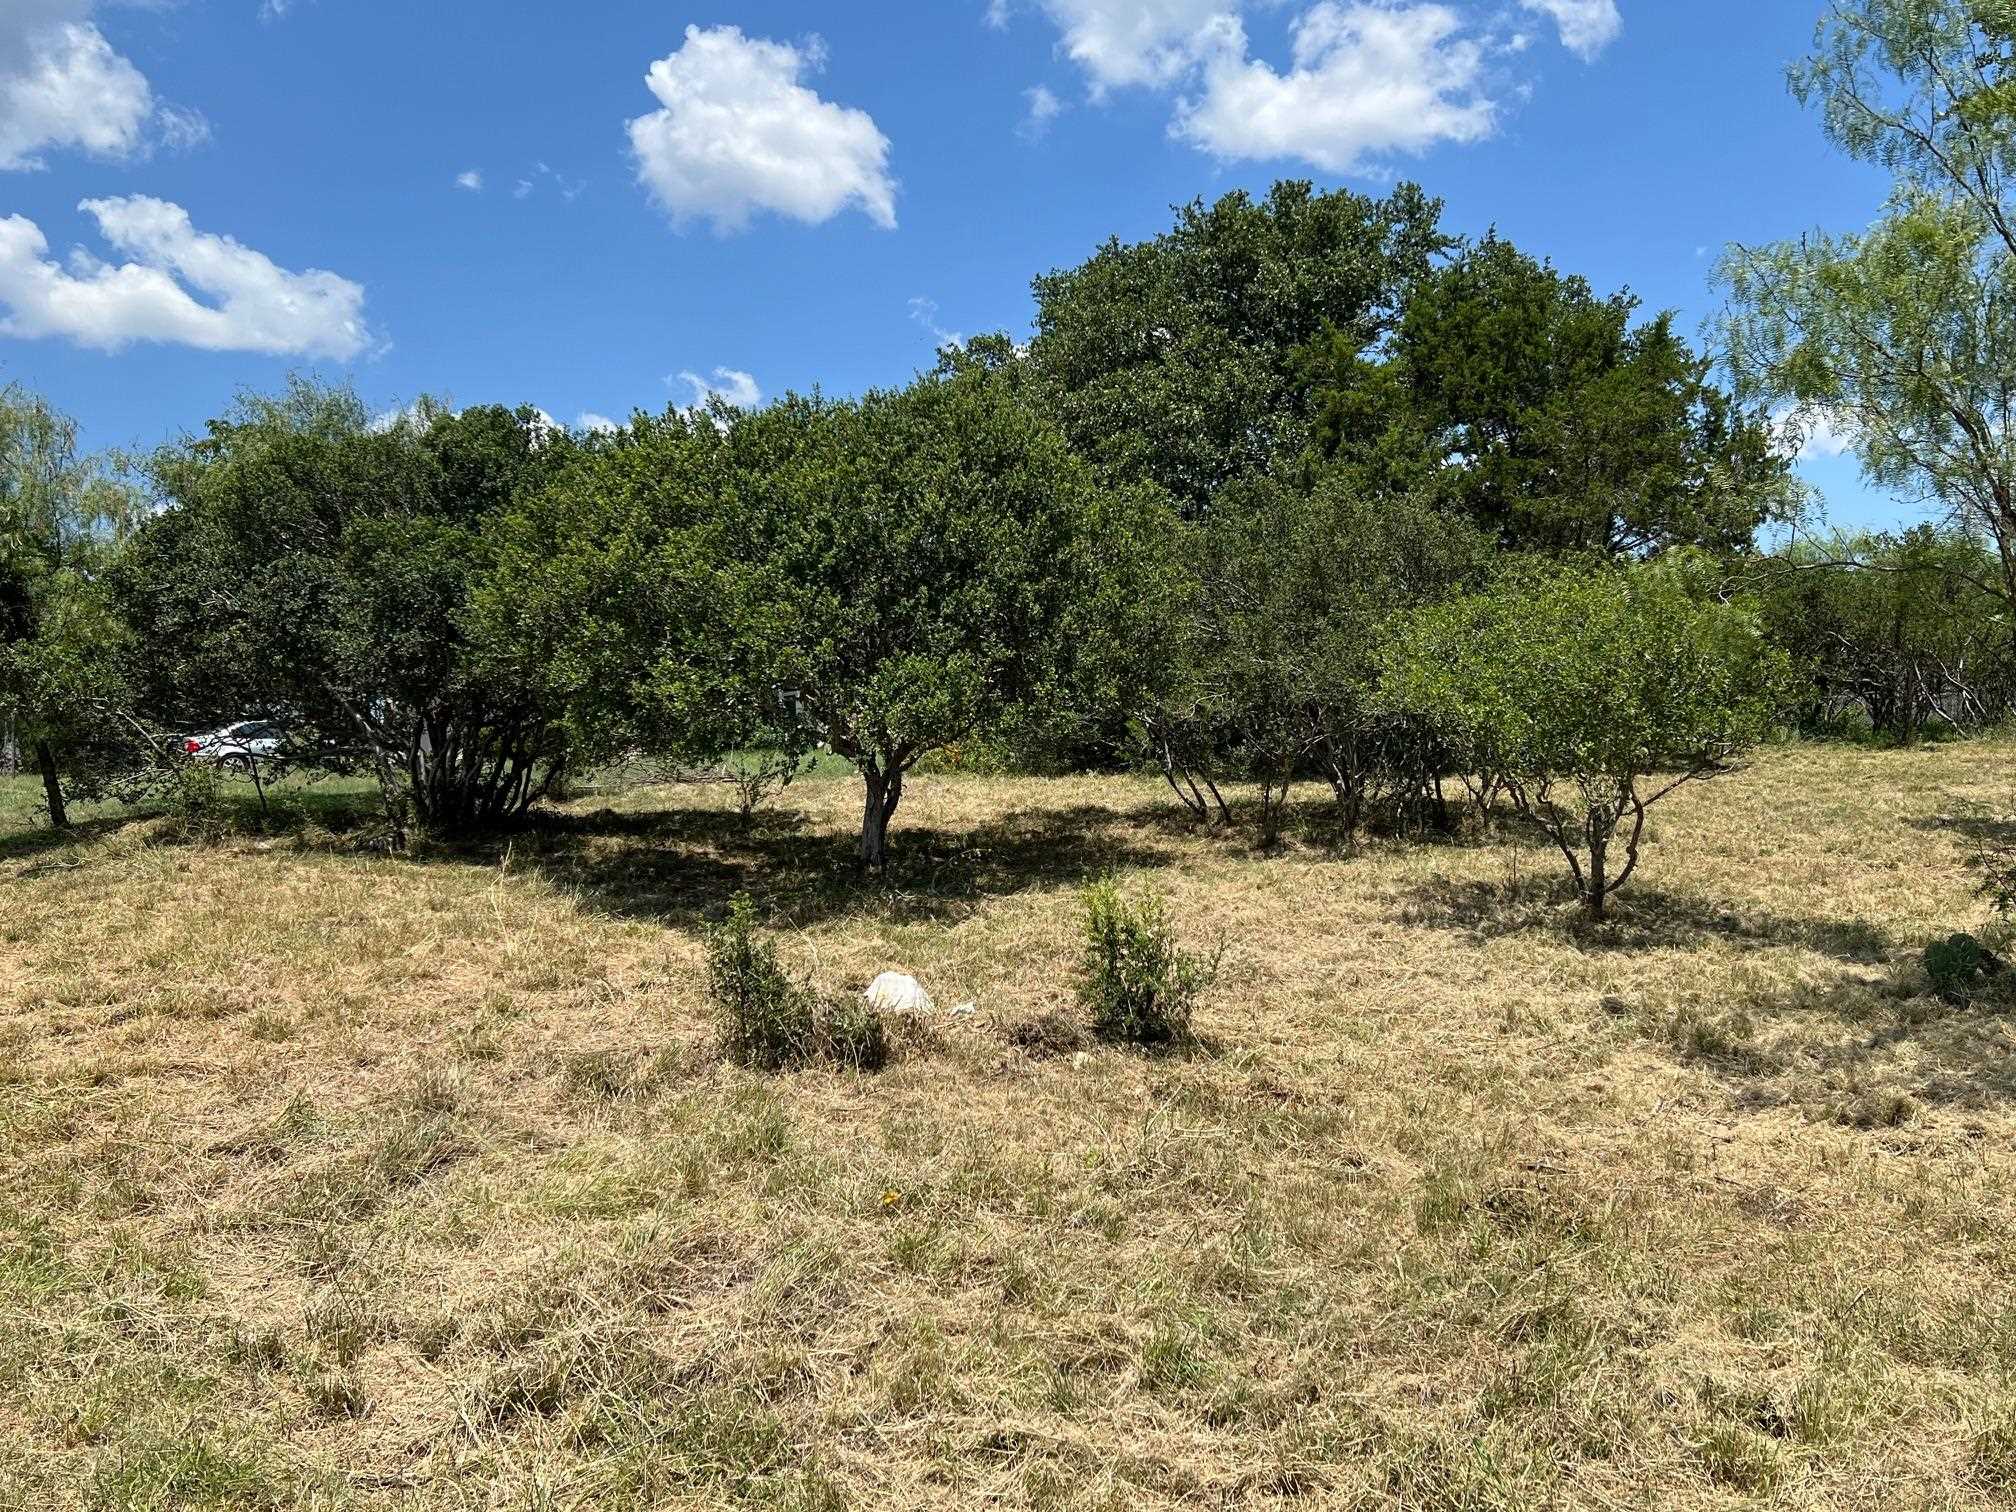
<box><xmin>1077</xmin><ymin>876</ymin><xmax>1217</xmax><ymax>1047</ymax></box>
<box><xmin>708</xmin><ymin>895</ymin><xmax>819</xmax><ymax>1071</ymax></box>
<box><xmin>721</xmin><ymin>750</ymin><xmax>804</xmax><ymax>828</ymax></box>
<box><xmin>159</xmin><ymin>758</ymin><xmax>230</xmax><ymax>843</ymax></box>
<box><xmin>1925</xmin><ymin>932</ymin><xmax>2002</xmax><ymax>1005</ymax></box>
<box><xmin>707</xmin><ymin>894</ymin><xmax>887</xmax><ymax>1072</ymax></box>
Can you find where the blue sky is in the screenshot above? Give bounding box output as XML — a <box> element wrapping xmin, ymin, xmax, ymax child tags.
<box><xmin>0</xmin><ymin>1</ymin><xmax>1911</xmax><ymax>528</ymax></box>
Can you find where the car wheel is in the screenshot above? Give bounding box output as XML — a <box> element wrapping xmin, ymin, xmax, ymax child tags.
<box><xmin>221</xmin><ymin>754</ymin><xmax>252</xmax><ymax>776</ymax></box>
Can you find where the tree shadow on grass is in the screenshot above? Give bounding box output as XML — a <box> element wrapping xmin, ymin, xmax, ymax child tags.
<box><xmin>0</xmin><ymin>812</ymin><xmax>142</xmax><ymax>867</ymax></box>
<box><xmin>1634</xmin><ymin>961</ymin><xmax>2016</xmax><ymax>1120</ymax></box>
<box><xmin>424</xmin><ymin>800</ymin><xmax>1185</xmax><ymax>931</ymax></box>
<box><xmin>1395</xmin><ymin>875</ymin><xmax>1895</xmax><ymax>963</ymax></box>
<box><xmin>1905</xmin><ymin>808</ymin><xmax>2016</xmax><ymax>848</ymax></box>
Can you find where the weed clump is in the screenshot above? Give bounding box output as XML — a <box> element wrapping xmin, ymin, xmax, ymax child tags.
<box><xmin>820</xmin><ymin>998</ymin><xmax>889</xmax><ymax>1072</ymax></box>
<box><xmin>1077</xmin><ymin>876</ymin><xmax>1218</xmax><ymax>1047</ymax></box>
<box><xmin>1924</xmin><ymin>932</ymin><xmax>2003</xmax><ymax>1005</ymax></box>
<box><xmin>707</xmin><ymin>894</ymin><xmax>887</xmax><ymax>1072</ymax></box>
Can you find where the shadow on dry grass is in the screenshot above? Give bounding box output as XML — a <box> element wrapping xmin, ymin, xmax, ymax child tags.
<box><xmin>1396</xmin><ymin>876</ymin><xmax>1895</xmax><ymax>962</ymax></box>
<box><xmin>423</xmin><ymin>799</ymin><xmax>1187</xmax><ymax>929</ymax></box>
<box><xmin>0</xmin><ymin>812</ymin><xmax>138</xmax><ymax>866</ymax></box>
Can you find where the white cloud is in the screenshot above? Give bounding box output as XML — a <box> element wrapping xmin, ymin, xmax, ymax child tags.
<box><xmin>1174</xmin><ymin>4</ymin><xmax>1495</xmax><ymax>173</ymax></box>
<box><xmin>455</xmin><ymin>169</ymin><xmax>483</xmax><ymax>192</ymax></box>
<box><xmin>0</xmin><ymin>2</ymin><xmax>208</xmax><ymax>171</ymax></box>
<box><xmin>1019</xmin><ymin>83</ymin><xmax>1065</xmax><ymax>140</ymax></box>
<box><xmin>627</xmin><ymin>25</ymin><xmax>897</xmax><ymax>233</ymax></box>
<box><xmin>0</xmin><ymin>197</ymin><xmax>373</xmax><ymax>358</ymax></box>
<box><xmin>1773</xmin><ymin>407</ymin><xmax>1857</xmax><ymax>465</ymax></box>
<box><xmin>674</xmin><ymin>367</ymin><xmax>762</xmax><ymax>411</ymax></box>
<box><xmin>576</xmin><ymin>411</ymin><xmax>620</xmax><ymax>434</ymax></box>
<box><xmin>1518</xmin><ymin>0</ymin><xmax>1621</xmax><ymax>61</ymax></box>
<box><xmin>1030</xmin><ymin>0</ymin><xmax>1231</xmax><ymax>93</ymax></box>
<box><xmin>908</xmin><ymin>296</ymin><xmax>965</xmax><ymax>353</ymax></box>
<box><xmin>510</xmin><ymin>160</ymin><xmax>587</xmax><ymax>203</ymax></box>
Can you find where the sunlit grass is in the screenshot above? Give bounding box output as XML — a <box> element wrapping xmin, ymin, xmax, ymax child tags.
<box><xmin>3</xmin><ymin>742</ymin><xmax>2015</xmax><ymax>1506</ymax></box>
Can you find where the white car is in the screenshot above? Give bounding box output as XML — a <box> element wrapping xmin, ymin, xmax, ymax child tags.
<box><xmin>183</xmin><ymin>720</ymin><xmax>289</xmax><ymax>773</ymax></box>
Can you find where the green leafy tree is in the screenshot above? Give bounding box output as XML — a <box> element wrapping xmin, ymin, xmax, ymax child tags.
<box><xmin>683</xmin><ymin>367</ymin><xmax>1153</xmax><ymax>867</ymax></box>
<box><xmin>1754</xmin><ymin>525</ymin><xmax>2014</xmax><ymax>739</ymax></box>
<box><xmin>472</xmin><ymin>405</ymin><xmax>745</xmax><ymax>775</ymax></box>
<box><xmin>1028</xmin><ymin>179</ymin><xmax>1449</xmax><ymax>515</ymax></box>
<box><xmin>1150</xmin><ymin>476</ymin><xmax>1486</xmax><ymax>840</ymax></box>
<box><xmin>1385</xmin><ymin>559</ymin><xmax>1795</xmax><ymax>921</ymax></box>
<box><xmin>1722</xmin><ymin>0</ymin><xmax>2016</xmax><ymax>611</ymax></box>
<box><xmin>491</xmin><ymin>366</ymin><xmax>1149</xmax><ymax>868</ymax></box>
<box><xmin>0</xmin><ymin>385</ymin><xmax>142</xmax><ymax>827</ymax></box>
<box><xmin>120</xmin><ymin>382</ymin><xmax>579</xmax><ymax>838</ymax></box>
<box><xmin>1315</xmin><ymin>234</ymin><xmax>1794</xmax><ymax>559</ymax></box>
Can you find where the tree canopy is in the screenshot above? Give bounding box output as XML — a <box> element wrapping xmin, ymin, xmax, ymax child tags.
<box><xmin>1385</xmin><ymin>559</ymin><xmax>1795</xmax><ymax>919</ymax></box>
<box><xmin>121</xmin><ymin>382</ymin><xmax>580</xmax><ymax>836</ymax></box>
<box><xmin>1027</xmin><ymin>179</ymin><xmax>1449</xmax><ymax>515</ymax></box>
<box><xmin>1317</xmin><ymin>234</ymin><xmax>1794</xmax><ymax>559</ymax></box>
<box><xmin>1723</xmin><ymin>0</ymin><xmax>2016</xmax><ymax>607</ymax></box>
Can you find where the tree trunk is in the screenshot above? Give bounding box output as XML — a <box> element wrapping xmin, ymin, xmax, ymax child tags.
<box><xmin>859</xmin><ymin>763</ymin><xmax>903</xmax><ymax>868</ymax></box>
<box><xmin>35</xmin><ymin>739</ymin><xmax>68</xmax><ymax>829</ymax></box>
<box><xmin>1584</xmin><ymin>828</ymin><xmax>1608</xmax><ymax>922</ymax></box>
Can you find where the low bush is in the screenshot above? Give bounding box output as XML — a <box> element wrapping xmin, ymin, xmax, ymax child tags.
<box><xmin>820</xmin><ymin>998</ymin><xmax>890</xmax><ymax>1072</ymax></box>
<box><xmin>706</xmin><ymin>894</ymin><xmax>887</xmax><ymax>1072</ymax></box>
<box><xmin>708</xmin><ymin>894</ymin><xmax>819</xmax><ymax>1070</ymax></box>
<box><xmin>1924</xmin><ymin>932</ymin><xmax>2003</xmax><ymax>1005</ymax></box>
<box><xmin>158</xmin><ymin>757</ymin><xmax>231</xmax><ymax>844</ymax></box>
<box><xmin>1077</xmin><ymin>876</ymin><xmax>1218</xmax><ymax>1047</ymax></box>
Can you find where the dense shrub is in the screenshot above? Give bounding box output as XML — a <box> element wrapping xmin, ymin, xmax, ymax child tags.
<box><xmin>1385</xmin><ymin>556</ymin><xmax>1796</xmax><ymax>921</ymax></box>
<box><xmin>1753</xmin><ymin>526</ymin><xmax>2016</xmax><ymax>741</ymax></box>
<box><xmin>1077</xmin><ymin>877</ymin><xmax>1218</xmax><ymax>1046</ymax></box>
<box><xmin>706</xmin><ymin>894</ymin><xmax>887</xmax><ymax>1072</ymax></box>
<box><xmin>819</xmin><ymin>998</ymin><xmax>890</xmax><ymax>1073</ymax></box>
<box><xmin>1924</xmin><ymin>932</ymin><xmax>2003</xmax><ymax>1005</ymax></box>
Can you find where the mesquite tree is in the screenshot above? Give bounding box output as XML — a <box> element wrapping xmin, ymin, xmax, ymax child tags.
<box><xmin>1385</xmin><ymin>559</ymin><xmax>1794</xmax><ymax>921</ymax></box>
<box><xmin>1723</xmin><ymin>0</ymin><xmax>2016</xmax><ymax>614</ymax></box>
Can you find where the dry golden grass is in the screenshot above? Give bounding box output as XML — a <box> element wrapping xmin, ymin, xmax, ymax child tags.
<box><xmin>5</xmin><ymin>742</ymin><xmax>2016</xmax><ymax>1509</ymax></box>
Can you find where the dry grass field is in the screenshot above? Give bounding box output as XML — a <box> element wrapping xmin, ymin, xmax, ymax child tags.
<box><xmin>5</xmin><ymin>741</ymin><xmax>2016</xmax><ymax>1510</ymax></box>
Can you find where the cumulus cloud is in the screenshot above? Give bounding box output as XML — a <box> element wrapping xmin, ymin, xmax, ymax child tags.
<box><xmin>627</xmin><ymin>25</ymin><xmax>897</xmax><ymax>233</ymax></box>
<box><xmin>1028</xmin><ymin>0</ymin><xmax>1231</xmax><ymax>94</ymax></box>
<box><xmin>0</xmin><ymin>1</ymin><xmax>208</xmax><ymax>171</ymax></box>
<box><xmin>455</xmin><ymin>169</ymin><xmax>483</xmax><ymax>192</ymax></box>
<box><xmin>674</xmin><ymin>367</ymin><xmax>762</xmax><ymax>411</ymax></box>
<box><xmin>1174</xmin><ymin>4</ymin><xmax>1495</xmax><ymax>173</ymax></box>
<box><xmin>1019</xmin><ymin>83</ymin><xmax>1065</xmax><ymax>140</ymax></box>
<box><xmin>0</xmin><ymin>197</ymin><xmax>373</xmax><ymax>358</ymax></box>
<box><xmin>576</xmin><ymin>411</ymin><xmax>621</xmax><ymax>434</ymax></box>
<box><xmin>1518</xmin><ymin>0</ymin><xmax>1621</xmax><ymax>61</ymax></box>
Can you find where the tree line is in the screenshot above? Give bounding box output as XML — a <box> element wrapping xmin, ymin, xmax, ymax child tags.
<box><xmin>5</xmin><ymin>0</ymin><xmax>2014</xmax><ymax>923</ymax></box>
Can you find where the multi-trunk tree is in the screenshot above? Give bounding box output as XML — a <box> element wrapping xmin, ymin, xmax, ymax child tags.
<box><xmin>489</xmin><ymin>360</ymin><xmax>1157</xmax><ymax>867</ymax></box>
<box><xmin>120</xmin><ymin>382</ymin><xmax>580</xmax><ymax>839</ymax></box>
<box><xmin>1385</xmin><ymin>558</ymin><xmax>1795</xmax><ymax>921</ymax></box>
